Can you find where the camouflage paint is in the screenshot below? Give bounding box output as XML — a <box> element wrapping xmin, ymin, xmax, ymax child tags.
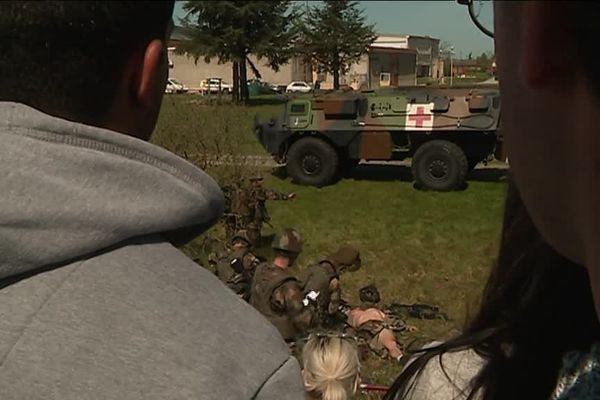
<box><xmin>256</xmin><ymin>85</ymin><xmax>501</xmax><ymax>163</ymax></box>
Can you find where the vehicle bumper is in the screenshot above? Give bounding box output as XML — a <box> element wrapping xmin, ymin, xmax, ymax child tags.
<box><xmin>254</xmin><ymin>116</ymin><xmax>291</xmax><ymax>158</ymax></box>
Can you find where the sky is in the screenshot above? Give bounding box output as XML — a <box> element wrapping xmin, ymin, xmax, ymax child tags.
<box><xmin>173</xmin><ymin>1</ymin><xmax>495</xmax><ymax>58</ymax></box>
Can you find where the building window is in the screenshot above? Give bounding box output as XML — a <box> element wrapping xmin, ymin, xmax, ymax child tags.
<box><xmin>380</xmin><ymin>73</ymin><xmax>391</xmax><ymax>83</ymax></box>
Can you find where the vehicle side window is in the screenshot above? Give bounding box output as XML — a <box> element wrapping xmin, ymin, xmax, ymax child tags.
<box><xmin>290</xmin><ymin>104</ymin><xmax>307</xmax><ymax>115</ymax></box>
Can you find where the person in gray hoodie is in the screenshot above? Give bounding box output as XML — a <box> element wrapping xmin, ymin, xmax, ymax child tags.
<box><xmin>0</xmin><ymin>2</ymin><xmax>304</xmax><ymax>399</ymax></box>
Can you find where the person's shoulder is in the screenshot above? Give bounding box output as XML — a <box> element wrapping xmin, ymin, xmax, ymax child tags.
<box><xmin>402</xmin><ymin>344</ymin><xmax>485</xmax><ymax>400</ymax></box>
<box><xmin>0</xmin><ymin>239</ymin><xmax>305</xmax><ymax>398</ymax></box>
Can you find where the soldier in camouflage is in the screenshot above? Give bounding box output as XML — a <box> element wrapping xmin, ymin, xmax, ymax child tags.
<box><xmin>214</xmin><ymin>231</ymin><xmax>260</xmax><ymax>301</ymax></box>
<box><xmin>298</xmin><ymin>245</ymin><xmax>362</xmax><ymax>329</ymax></box>
<box><xmin>300</xmin><ymin>247</ymin><xmax>409</xmax><ymax>361</ymax></box>
<box><xmin>221</xmin><ymin>178</ymin><xmax>253</xmax><ymax>242</ymax></box>
<box><xmin>250</xmin><ymin>229</ymin><xmax>313</xmax><ymax>342</ymax></box>
<box><xmin>246</xmin><ymin>175</ymin><xmax>295</xmax><ymax>245</ymax></box>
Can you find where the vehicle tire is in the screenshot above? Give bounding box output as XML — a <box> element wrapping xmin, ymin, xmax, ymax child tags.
<box><xmin>412</xmin><ymin>140</ymin><xmax>468</xmax><ymax>191</ymax></box>
<box><xmin>287</xmin><ymin>137</ymin><xmax>339</xmax><ymax>186</ymax></box>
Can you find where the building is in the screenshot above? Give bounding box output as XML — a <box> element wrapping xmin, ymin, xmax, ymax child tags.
<box><xmin>167</xmin><ymin>26</ymin><xmax>309</xmax><ymax>90</ymax></box>
<box><xmin>451</xmin><ymin>58</ymin><xmax>496</xmax><ymax>77</ymax></box>
<box><xmin>316</xmin><ymin>47</ymin><xmax>417</xmax><ymax>90</ymax></box>
<box><xmin>168</xmin><ymin>27</ymin><xmax>440</xmax><ymax>91</ymax></box>
<box><xmin>313</xmin><ymin>33</ymin><xmax>441</xmax><ymax>89</ymax></box>
<box><xmin>372</xmin><ymin>34</ymin><xmax>442</xmax><ymax>78</ymax></box>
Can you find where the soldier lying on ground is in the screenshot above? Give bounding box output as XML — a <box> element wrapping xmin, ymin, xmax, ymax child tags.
<box><xmin>299</xmin><ymin>245</ymin><xmax>362</xmax><ymax>328</ymax></box>
<box><xmin>214</xmin><ymin>230</ymin><xmax>260</xmax><ymax>301</ymax></box>
<box><xmin>345</xmin><ymin>307</ymin><xmax>411</xmax><ymax>361</ymax></box>
<box><xmin>250</xmin><ymin>229</ymin><xmax>314</xmax><ymax>342</ymax></box>
<box><xmin>300</xmin><ymin>247</ymin><xmax>411</xmax><ymax>361</ymax></box>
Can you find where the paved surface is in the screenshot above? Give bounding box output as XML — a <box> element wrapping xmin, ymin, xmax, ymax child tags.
<box><xmin>477</xmin><ymin>77</ymin><xmax>499</xmax><ymax>85</ymax></box>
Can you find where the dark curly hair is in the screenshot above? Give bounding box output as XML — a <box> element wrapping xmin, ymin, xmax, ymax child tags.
<box><xmin>0</xmin><ymin>1</ymin><xmax>174</xmax><ymax>124</ymax></box>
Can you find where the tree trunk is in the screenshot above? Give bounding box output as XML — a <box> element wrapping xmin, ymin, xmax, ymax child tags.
<box><xmin>332</xmin><ymin>53</ymin><xmax>341</xmax><ymax>90</ymax></box>
<box><xmin>240</xmin><ymin>56</ymin><xmax>249</xmax><ymax>104</ymax></box>
<box><xmin>232</xmin><ymin>61</ymin><xmax>240</xmax><ymax>103</ymax></box>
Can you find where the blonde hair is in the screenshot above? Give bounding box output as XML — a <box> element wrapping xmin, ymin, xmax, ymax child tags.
<box><xmin>302</xmin><ymin>335</ymin><xmax>360</xmax><ymax>400</ymax></box>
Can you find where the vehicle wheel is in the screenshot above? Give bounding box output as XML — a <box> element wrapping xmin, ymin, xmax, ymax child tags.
<box><xmin>286</xmin><ymin>137</ymin><xmax>339</xmax><ymax>186</ymax></box>
<box><xmin>412</xmin><ymin>140</ymin><xmax>468</xmax><ymax>191</ymax></box>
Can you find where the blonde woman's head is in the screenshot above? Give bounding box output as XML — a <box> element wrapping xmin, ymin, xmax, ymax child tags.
<box><xmin>302</xmin><ymin>334</ymin><xmax>360</xmax><ymax>400</ymax></box>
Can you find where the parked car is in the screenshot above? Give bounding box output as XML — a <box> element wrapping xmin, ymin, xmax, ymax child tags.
<box><xmin>268</xmin><ymin>82</ymin><xmax>283</xmax><ymax>94</ymax></box>
<box><xmin>200</xmin><ymin>78</ymin><xmax>233</xmax><ymax>95</ymax></box>
<box><xmin>165</xmin><ymin>78</ymin><xmax>188</xmax><ymax>94</ymax></box>
<box><xmin>286</xmin><ymin>81</ymin><xmax>312</xmax><ymax>94</ymax></box>
<box><xmin>247</xmin><ymin>79</ymin><xmax>281</xmax><ymax>95</ymax></box>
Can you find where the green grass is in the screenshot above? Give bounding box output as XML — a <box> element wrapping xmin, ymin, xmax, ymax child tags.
<box><xmin>152</xmin><ymin>94</ymin><xmax>506</xmax><ymax>395</ymax></box>
<box><xmin>154</xmin><ymin>94</ymin><xmax>284</xmax><ymax>157</ymax></box>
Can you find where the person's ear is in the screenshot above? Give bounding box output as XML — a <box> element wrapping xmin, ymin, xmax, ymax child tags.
<box><xmin>521</xmin><ymin>2</ymin><xmax>574</xmax><ymax>89</ymax></box>
<box><xmin>135</xmin><ymin>39</ymin><xmax>166</xmax><ymax>106</ymax></box>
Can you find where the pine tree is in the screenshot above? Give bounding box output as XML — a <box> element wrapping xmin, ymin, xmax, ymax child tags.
<box><xmin>179</xmin><ymin>1</ymin><xmax>297</xmax><ymax>103</ymax></box>
<box><xmin>298</xmin><ymin>0</ymin><xmax>376</xmax><ymax>90</ymax></box>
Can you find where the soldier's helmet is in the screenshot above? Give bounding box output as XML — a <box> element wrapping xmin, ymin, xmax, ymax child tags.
<box><xmin>272</xmin><ymin>228</ymin><xmax>303</xmax><ymax>254</ymax></box>
<box><xmin>326</xmin><ymin>245</ymin><xmax>361</xmax><ymax>272</ymax></box>
<box><xmin>229</xmin><ymin>230</ymin><xmax>252</xmax><ymax>247</ymax></box>
<box><xmin>359</xmin><ymin>285</ymin><xmax>380</xmax><ymax>304</ymax></box>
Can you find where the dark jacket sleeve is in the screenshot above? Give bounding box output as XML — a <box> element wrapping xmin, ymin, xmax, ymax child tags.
<box><xmin>254</xmin><ymin>357</ymin><xmax>305</xmax><ymax>400</ymax></box>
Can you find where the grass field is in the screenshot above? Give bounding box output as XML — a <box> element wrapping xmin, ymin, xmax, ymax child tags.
<box><xmin>152</xmin><ymin>94</ymin><xmax>507</xmax><ymax>395</ymax></box>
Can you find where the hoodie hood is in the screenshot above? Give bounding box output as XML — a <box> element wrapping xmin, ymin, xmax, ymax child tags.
<box><xmin>0</xmin><ymin>102</ymin><xmax>224</xmax><ymax>280</ymax></box>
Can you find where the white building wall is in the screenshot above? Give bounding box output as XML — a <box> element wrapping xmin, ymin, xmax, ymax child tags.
<box><xmin>371</xmin><ymin>35</ymin><xmax>409</xmax><ymax>49</ymax></box>
<box><xmin>167</xmin><ymin>49</ymin><xmax>297</xmax><ymax>90</ymax></box>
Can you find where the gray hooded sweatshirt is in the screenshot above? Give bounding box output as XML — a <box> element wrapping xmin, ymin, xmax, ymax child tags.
<box><xmin>0</xmin><ymin>102</ymin><xmax>304</xmax><ymax>399</ymax></box>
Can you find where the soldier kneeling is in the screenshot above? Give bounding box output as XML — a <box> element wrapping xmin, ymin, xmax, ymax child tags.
<box><xmin>250</xmin><ymin>229</ymin><xmax>313</xmax><ymax>343</ymax></box>
<box><xmin>215</xmin><ymin>230</ymin><xmax>259</xmax><ymax>301</ymax></box>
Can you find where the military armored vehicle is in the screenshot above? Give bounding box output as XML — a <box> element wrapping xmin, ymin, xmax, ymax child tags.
<box><xmin>254</xmin><ymin>86</ymin><xmax>501</xmax><ymax>191</ymax></box>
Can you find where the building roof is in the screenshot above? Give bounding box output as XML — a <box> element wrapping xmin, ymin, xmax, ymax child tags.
<box><xmin>369</xmin><ymin>46</ymin><xmax>418</xmax><ymax>55</ymax></box>
<box><xmin>377</xmin><ymin>33</ymin><xmax>440</xmax><ymax>42</ymax></box>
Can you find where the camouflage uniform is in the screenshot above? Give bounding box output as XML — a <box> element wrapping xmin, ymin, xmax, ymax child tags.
<box><xmin>214</xmin><ymin>232</ymin><xmax>259</xmax><ymax>301</ymax></box>
<box><xmin>298</xmin><ymin>245</ymin><xmax>361</xmax><ymax>329</ymax></box>
<box><xmin>301</xmin><ymin>250</ymin><xmax>408</xmax><ymax>360</ymax></box>
<box><xmin>246</xmin><ymin>175</ymin><xmax>292</xmax><ymax>245</ymax></box>
<box><xmin>250</xmin><ymin>229</ymin><xmax>313</xmax><ymax>342</ymax></box>
<box><xmin>345</xmin><ymin>308</ymin><xmax>408</xmax><ymax>360</ymax></box>
<box><xmin>222</xmin><ymin>182</ymin><xmax>253</xmax><ymax>241</ymax></box>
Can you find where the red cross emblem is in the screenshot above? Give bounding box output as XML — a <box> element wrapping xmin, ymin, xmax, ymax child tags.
<box><xmin>408</xmin><ymin>106</ymin><xmax>432</xmax><ymax>127</ymax></box>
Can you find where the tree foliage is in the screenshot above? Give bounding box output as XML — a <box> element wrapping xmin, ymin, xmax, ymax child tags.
<box><xmin>298</xmin><ymin>0</ymin><xmax>376</xmax><ymax>90</ymax></box>
<box><xmin>179</xmin><ymin>1</ymin><xmax>297</xmax><ymax>103</ymax></box>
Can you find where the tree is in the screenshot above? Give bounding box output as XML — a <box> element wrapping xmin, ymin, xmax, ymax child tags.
<box><xmin>468</xmin><ymin>52</ymin><xmax>472</xmax><ymax>60</ymax></box>
<box><xmin>298</xmin><ymin>0</ymin><xmax>376</xmax><ymax>90</ymax></box>
<box><xmin>476</xmin><ymin>52</ymin><xmax>493</xmax><ymax>72</ymax></box>
<box><xmin>439</xmin><ymin>41</ymin><xmax>454</xmax><ymax>77</ymax></box>
<box><xmin>179</xmin><ymin>1</ymin><xmax>297</xmax><ymax>103</ymax></box>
